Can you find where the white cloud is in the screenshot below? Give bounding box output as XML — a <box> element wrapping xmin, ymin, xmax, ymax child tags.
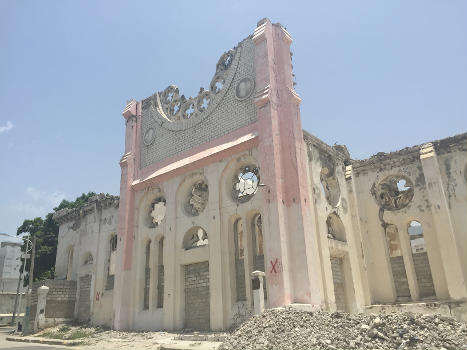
<box><xmin>26</xmin><ymin>187</ymin><xmax>66</xmax><ymax>207</ymax></box>
<box><xmin>0</xmin><ymin>121</ymin><xmax>13</xmax><ymax>134</ymax></box>
<box><xmin>13</xmin><ymin>187</ymin><xmax>67</xmax><ymax>219</ymax></box>
<box><xmin>14</xmin><ymin>202</ymin><xmax>46</xmax><ymax>217</ymax></box>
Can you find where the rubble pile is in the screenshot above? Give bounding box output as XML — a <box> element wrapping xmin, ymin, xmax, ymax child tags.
<box><xmin>220</xmin><ymin>308</ymin><xmax>467</xmax><ymax>350</ymax></box>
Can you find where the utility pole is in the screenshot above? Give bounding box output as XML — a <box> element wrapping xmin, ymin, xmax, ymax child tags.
<box><xmin>22</xmin><ymin>236</ymin><xmax>36</xmax><ymax>335</ymax></box>
<box><xmin>11</xmin><ymin>239</ymin><xmax>30</xmax><ymax>326</ymax></box>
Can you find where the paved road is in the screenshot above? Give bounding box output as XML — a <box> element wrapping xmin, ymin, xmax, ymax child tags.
<box><xmin>0</xmin><ymin>326</ymin><xmax>71</xmax><ymax>350</ymax></box>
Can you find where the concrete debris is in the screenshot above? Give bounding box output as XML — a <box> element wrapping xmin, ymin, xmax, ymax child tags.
<box><xmin>219</xmin><ymin>309</ymin><xmax>467</xmax><ymax>350</ymax></box>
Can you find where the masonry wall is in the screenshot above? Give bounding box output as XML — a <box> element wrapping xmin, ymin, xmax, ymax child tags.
<box><xmin>184</xmin><ymin>261</ymin><xmax>210</xmax><ymax>330</ymax></box>
<box><xmin>305</xmin><ymin>133</ymin><xmax>367</xmax><ymax>313</ymax></box>
<box><xmin>54</xmin><ymin>199</ymin><xmax>118</xmax><ymax>327</ymax></box>
<box><xmin>0</xmin><ymin>292</ymin><xmax>25</xmax><ymax>314</ymax></box>
<box><xmin>129</xmin><ymin>148</ymin><xmax>263</xmax><ymax>331</ymax></box>
<box><xmin>351</xmin><ymin>134</ymin><xmax>467</xmax><ymax>304</ymax></box>
<box><xmin>29</xmin><ymin>279</ymin><xmax>77</xmax><ymax>332</ymax></box>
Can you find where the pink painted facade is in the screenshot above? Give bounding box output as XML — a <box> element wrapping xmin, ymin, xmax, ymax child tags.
<box><xmin>112</xmin><ymin>19</ymin><xmax>323</xmax><ymax>330</ymax></box>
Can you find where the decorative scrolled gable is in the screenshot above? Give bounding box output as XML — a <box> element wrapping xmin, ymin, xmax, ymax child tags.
<box><xmin>140</xmin><ymin>37</ymin><xmax>256</xmax><ymax>168</ymax></box>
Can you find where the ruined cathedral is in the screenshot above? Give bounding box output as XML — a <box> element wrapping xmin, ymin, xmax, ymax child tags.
<box><xmin>48</xmin><ymin>19</ymin><xmax>466</xmax><ymax>331</ymax></box>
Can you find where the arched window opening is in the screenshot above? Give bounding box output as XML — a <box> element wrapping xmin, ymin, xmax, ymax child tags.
<box><xmin>326</xmin><ymin>213</ymin><xmax>346</xmax><ymax>242</ymax></box>
<box><xmin>183</xmin><ymin>227</ymin><xmax>208</xmax><ymax>250</ymax></box>
<box><xmin>157</xmin><ymin>237</ymin><xmax>164</xmax><ymax>308</ymax></box>
<box><xmin>82</xmin><ymin>253</ymin><xmax>93</xmax><ymax>265</ymax></box>
<box><xmin>372</xmin><ymin>175</ymin><xmax>414</xmax><ymax>211</ymax></box>
<box><xmin>385</xmin><ymin>224</ymin><xmax>410</xmax><ymax>300</ymax></box>
<box><xmin>106</xmin><ymin>234</ymin><xmax>117</xmax><ymax>290</ymax></box>
<box><xmin>143</xmin><ymin>240</ymin><xmax>151</xmax><ymax>310</ymax></box>
<box><xmin>408</xmin><ymin>221</ymin><xmax>435</xmax><ymax>298</ymax></box>
<box><xmin>408</xmin><ymin>221</ymin><xmax>425</xmax><ymax>253</ymax></box>
<box><xmin>149</xmin><ymin>197</ymin><xmax>166</xmax><ymax>228</ymax></box>
<box><xmin>253</xmin><ymin>215</ymin><xmax>263</xmax><ymax>257</ymax></box>
<box><xmin>66</xmin><ymin>247</ymin><xmax>74</xmax><ymax>281</ymax></box>
<box><xmin>232</xmin><ymin>166</ymin><xmax>260</xmax><ymax>203</ymax></box>
<box><xmin>235</xmin><ymin>219</ymin><xmax>244</xmax><ymax>259</ymax></box>
<box><xmin>234</xmin><ymin>218</ymin><xmax>246</xmax><ymax>301</ymax></box>
<box><xmin>252</xmin><ymin>214</ymin><xmax>266</xmax><ymax>300</ymax></box>
<box><xmin>320</xmin><ymin>166</ymin><xmax>341</xmax><ymax>207</ymax></box>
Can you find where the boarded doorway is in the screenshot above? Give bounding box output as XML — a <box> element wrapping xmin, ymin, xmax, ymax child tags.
<box><xmin>78</xmin><ymin>274</ymin><xmax>91</xmax><ymax>322</ymax></box>
<box><xmin>330</xmin><ymin>257</ymin><xmax>346</xmax><ymax>312</ymax></box>
<box><xmin>184</xmin><ymin>261</ymin><xmax>210</xmax><ymax>330</ymax></box>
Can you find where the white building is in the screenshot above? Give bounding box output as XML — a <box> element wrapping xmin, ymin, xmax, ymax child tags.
<box><xmin>0</xmin><ymin>241</ymin><xmax>22</xmax><ymax>293</ymax></box>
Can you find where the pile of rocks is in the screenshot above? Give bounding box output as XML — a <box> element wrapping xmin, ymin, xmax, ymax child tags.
<box><xmin>220</xmin><ymin>308</ymin><xmax>466</xmax><ymax>350</ymax></box>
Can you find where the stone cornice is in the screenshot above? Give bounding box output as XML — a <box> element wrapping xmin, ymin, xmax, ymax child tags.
<box><xmin>254</xmin><ymin>85</ymin><xmax>270</xmax><ymax>107</ymax></box>
<box><xmin>302</xmin><ymin>130</ymin><xmax>348</xmax><ymax>163</ymax></box>
<box><xmin>351</xmin><ymin>133</ymin><xmax>466</xmax><ymax>172</ymax></box>
<box><xmin>252</xmin><ymin>19</ymin><xmax>268</xmax><ymax>44</ymax></box>
<box><xmin>53</xmin><ymin>194</ymin><xmax>119</xmax><ymax>225</ymax></box>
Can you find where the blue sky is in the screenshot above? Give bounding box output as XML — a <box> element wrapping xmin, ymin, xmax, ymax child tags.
<box><xmin>0</xmin><ymin>0</ymin><xmax>465</xmax><ymax>236</ymax></box>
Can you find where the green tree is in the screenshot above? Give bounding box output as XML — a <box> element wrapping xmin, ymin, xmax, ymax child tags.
<box><xmin>17</xmin><ymin>191</ymin><xmax>97</xmax><ymax>283</ymax></box>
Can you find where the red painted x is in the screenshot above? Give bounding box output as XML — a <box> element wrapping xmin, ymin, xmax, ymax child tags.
<box><xmin>270</xmin><ymin>258</ymin><xmax>279</xmax><ymax>274</ymax></box>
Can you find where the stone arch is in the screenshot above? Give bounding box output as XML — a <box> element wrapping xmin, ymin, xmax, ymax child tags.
<box><xmin>326</xmin><ymin>213</ymin><xmax>346</xmax><ymax>242</ymax></box>
<box><xmin>407</xmin><ymin>220</ymin><xmax>435</xmax><ymax>298</ymax></box>
<box><xmin>182</xmin><ymin>226</ymin><xmax>208</xmax><ymax>250</ymax></box>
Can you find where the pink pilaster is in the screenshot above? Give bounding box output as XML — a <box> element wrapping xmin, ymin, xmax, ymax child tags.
<box><xmin>113</xmin><ymin>99</ymin><xmax>140</xmax><ymax>330</ymax></box>
<box><xmin>253</xmin><ymin>19</ymin><xmax>322</xmax><ymax>306</ymax></box>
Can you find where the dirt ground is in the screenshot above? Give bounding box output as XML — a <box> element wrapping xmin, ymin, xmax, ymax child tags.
<box><xmin>35</xmin><ymin>325</ymin><xmax>225</xmax><ymax>349</ymax></box>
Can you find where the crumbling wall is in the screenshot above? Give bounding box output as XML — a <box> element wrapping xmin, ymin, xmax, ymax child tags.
<box><xmin>53</xmin><ymin>194</ymin><xmax>119</xmax><ymax>327</ymax></box>
<box><xmin>435</xmin><ymin>136</ymin><xmax>467</xmax><ymax>284</ymax></box>
<box><xmin>351</xmin><ymin>133</ymin><xmax>467</xmax><ymax>304</ymax></box>
<box><xmin>304</xmin><ymin>131</ymin><xmax>366</xmax><ymax>313</ymax></box>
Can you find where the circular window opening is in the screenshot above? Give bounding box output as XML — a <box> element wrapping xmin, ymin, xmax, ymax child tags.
<box><xmin>148</xmin><ymin>197</ymin><xmax>166</xmax><ymax>228</ymax></box>
<box><xmin>183</xmin><ymin>227</ymin><xmax>208</xmax><ymax>250</ymax></box>
<box><xmin>185</xmin><ymin>180</ymin><xmax>209</xmax><ymax>216</ymax></box>
<box><xmin>233</xmin><ymin>166</ymin><xmax>259</xmax><ymax>203</ymax></box>
<box><xmin>235</xmin><ymin>77</ymin><xmax>254</xmax><ymax>100</ymax></box>
<box><xmin>373</xmin><ymin>175</ymin><xmax>414</xmax><ymax>211</ymax></box>
<box><xmin>326</xmin><ymin>213</ymin><xmax>346</xmax><ymax>242</ymax></box>
<box><xmin>320</xmin><ymin>166</ymin><xmax>341</xmax><ymax>207</ymax></box>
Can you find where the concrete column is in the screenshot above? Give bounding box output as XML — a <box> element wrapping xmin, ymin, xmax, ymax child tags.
<box><xmin>163</xmin><ymin>183</ymin><xmax>177</xmax><ymax>330</ymax></box>
<box><xmin>113</xmin><ymin>100</ymin><xmax>140</xmax><ymax>330</ymax></box>
<box><xmin>34</xmin><ymin>285</ymin><xmax>49</xmax><ymax>332</ymax></box>
<box><xmin>344</xmin><ymin>165</ymin><xmax>371</xmax><ymax>306</ymax></box>
<box><xmin>207</xmin><ymin>173</ymin><xmax>223</xmax><ymax>330</ymax></box>
<box><xmin>253</xmin><ymin>18</ymin><xmax>322</xmax><ymax>308</ymax></box>
<box><xmin>396</xmin><ymin>223</ymin><xmax>420</xmax><ymax>301</ymax></box>
<box><xmin>420</xmin><ymin>143</ymin><xmax>467</xmax><ymax>299</ymax></box>
<box><xmin>251</xmin><ymin>271</ymin><xmax>266</xmax><ymax>315</ymax></box>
